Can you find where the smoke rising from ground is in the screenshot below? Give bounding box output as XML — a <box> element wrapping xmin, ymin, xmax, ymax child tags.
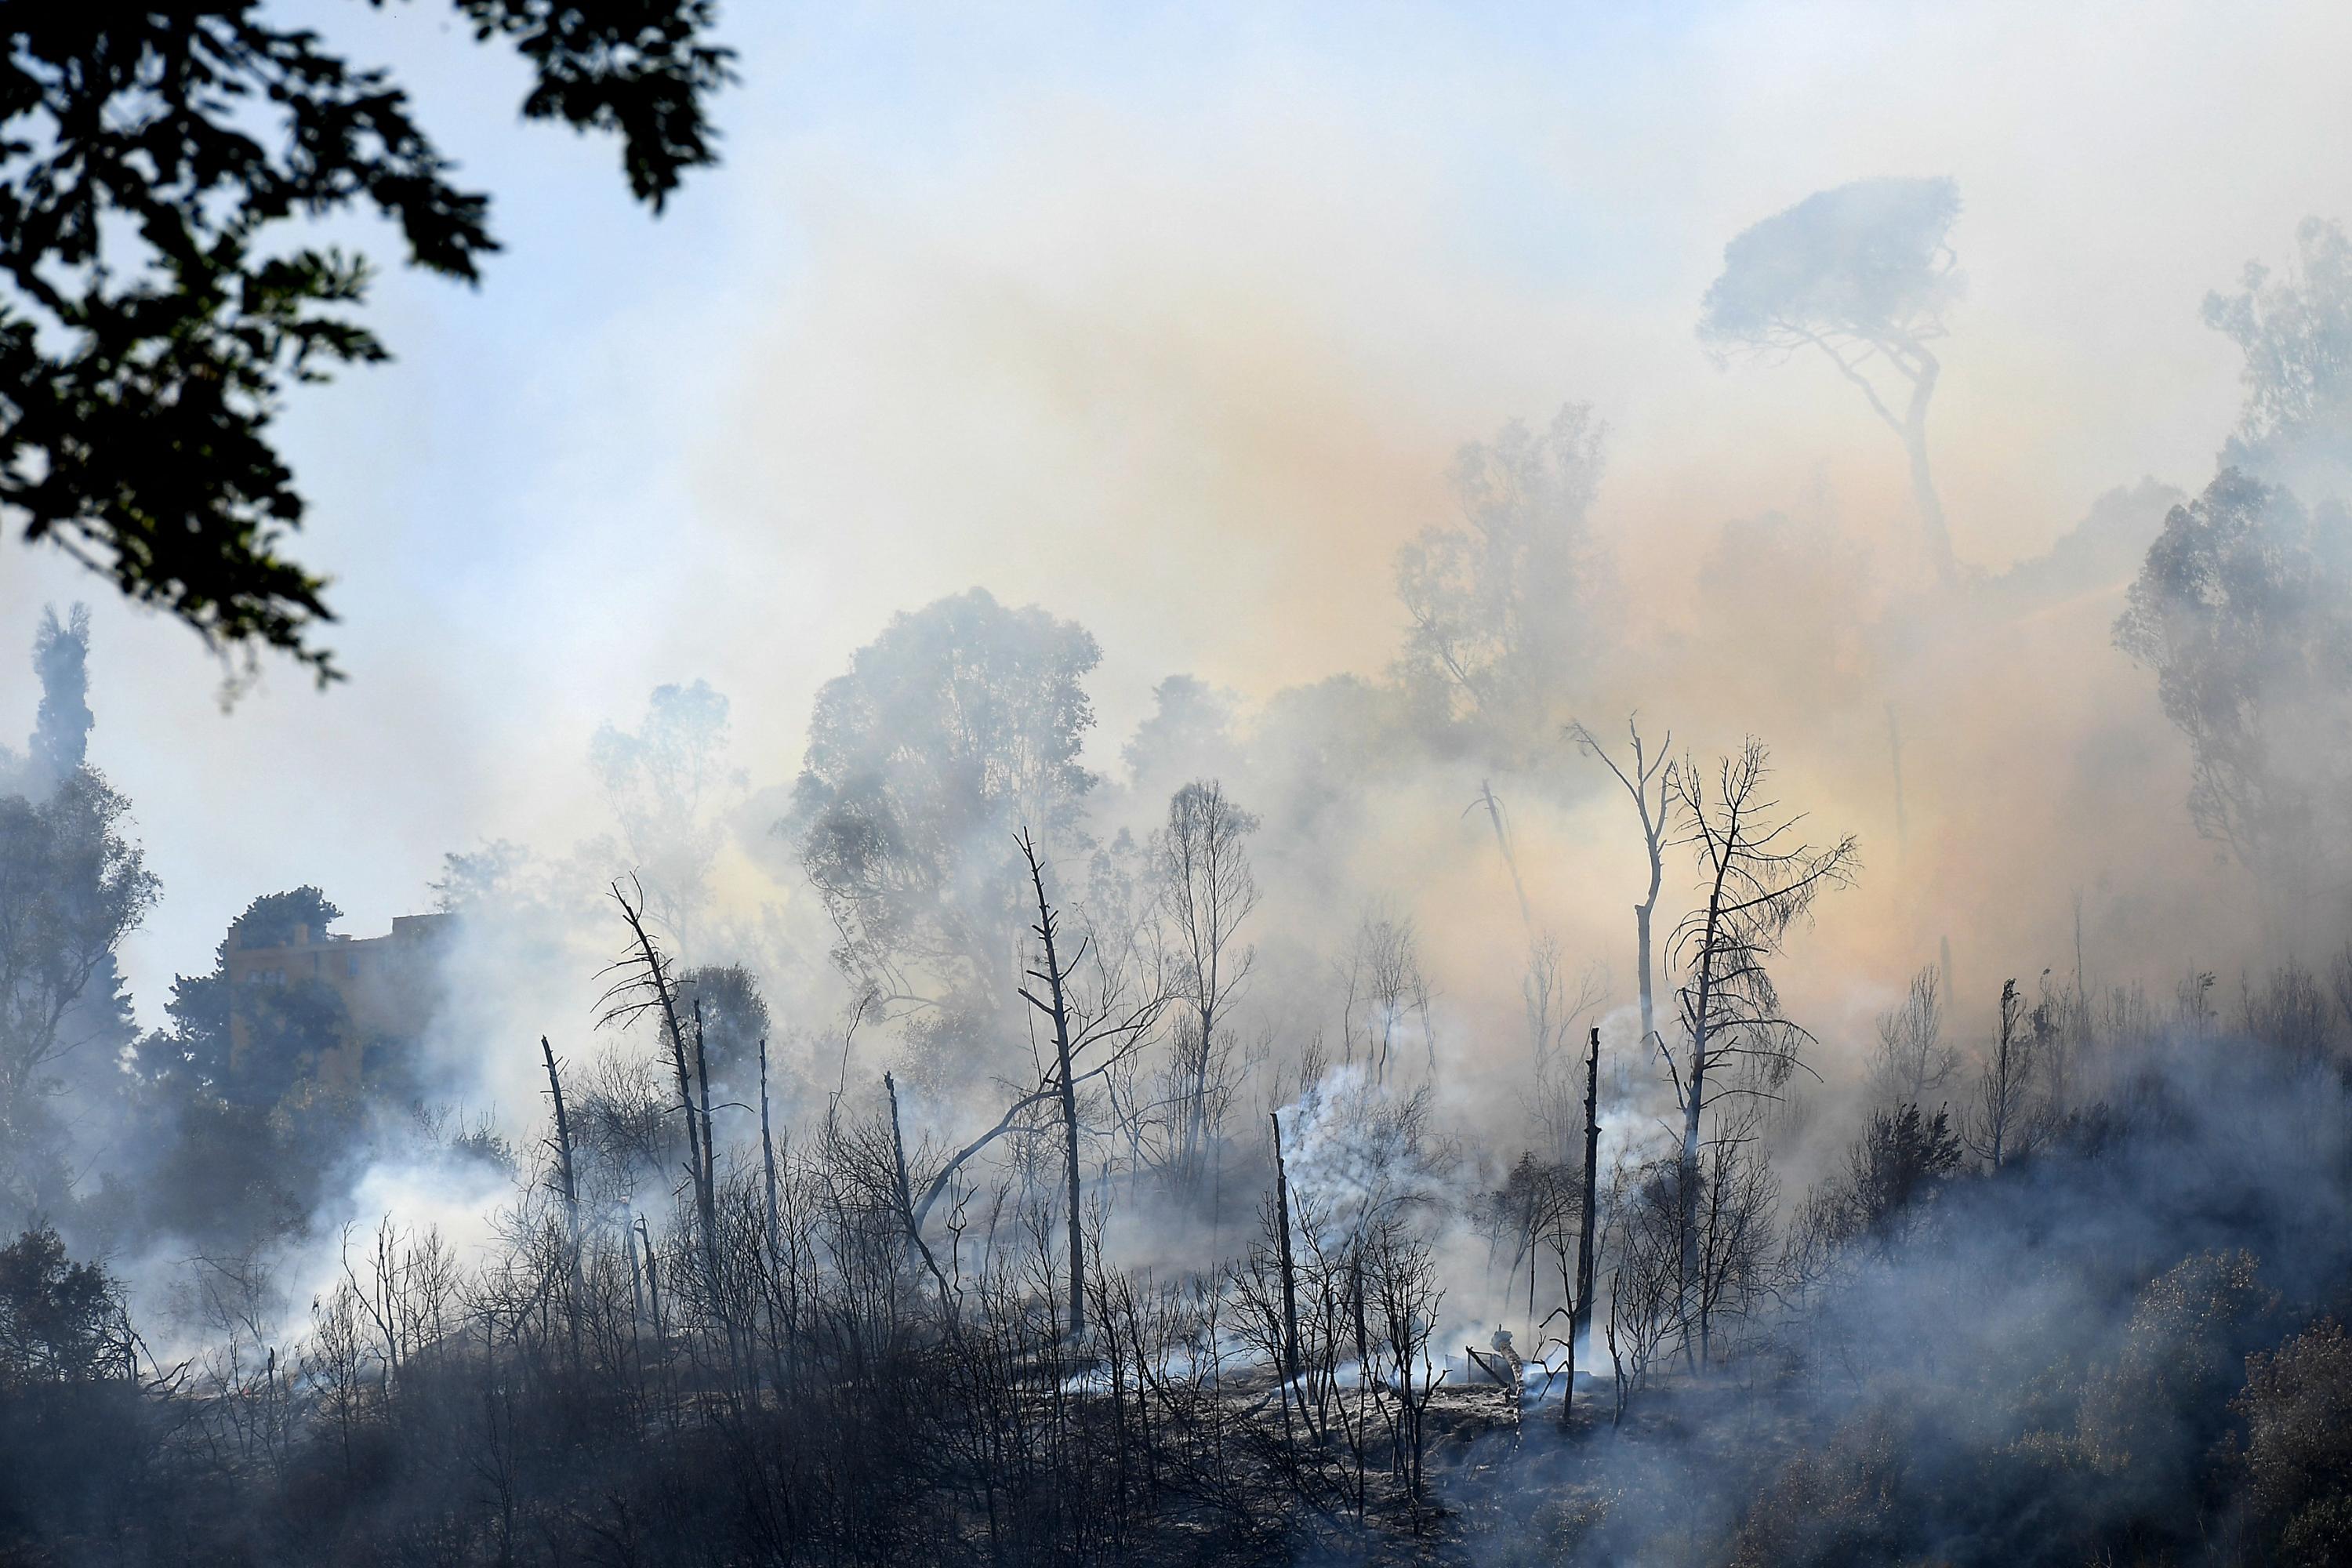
<box><xmin>7</xmin><ymin>6</ymin><xmax>2352</xmax><ymax>1563</ymax></box>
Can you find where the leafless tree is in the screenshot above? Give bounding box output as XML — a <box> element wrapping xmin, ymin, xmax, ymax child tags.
<box><xmin>996</xmin><ymin>829</ymin><xmax>1171</xmax><ymax>1338</ymax></box>
<box><xmin>1154</xmin><ymin>780</ymin><xmax>1260</xmax><ymax>1196</ymax></box>
<box><xmin>1603</xmin><ymin>1157</ymin><xmax>1681</xmax><ymax>1400</ymax></box>
<box><xmin>1571</xmin><ymin>714</ymin><xmax>1671</xmax><ymax>1054</ymax></box>
<box><xmin>0</xmin><ymin>768</ymin><xmax>158</xmax><ymax>1210</ymax></box>
<box><xmin>1573</xmin><ymin>1026</ymin><xmax>1602</xmax><ymax>1371</ymax></box>
<box><xmin>1394</xmin><ymin>405</ymin><xmax>1608</xmax><ymax>750</ymax></box>
<box><xmin>1700</xmin><ymin>177</ymin><xmax>1965</xmax><ymax>581</ymax></box>
<box><xmin>599</xmin><ymin>878</ymin><xmax>723</xmax><ymax>1327</ymax></box>
<box><xmin>1338</xmin><ymin>906</ymin><xmax>1435</xmax><ymax>1087</ymax></box>
<box><xmin>539</xmin><ymin>1036</ymin><xmax>584</xmax><ymax>1368</ymax></box>
<box><xmin>1686</xmin><ymin>1102</ymin><xmax>1781</xmax><ymax>1364</ymax></box>
<box><xmin>1524</xmin><ymin>935</ymin><xmax>1604</xmax><ymax>1164</ymax></box>
<box><xmin>1367</xmin><ymin>1218</ymin><xmax>1445</xmax><ymax>1525</ymax></box>
<box><xmin>1867</xmin><ymin>965</ymin><xmax>1958</xmax><ymax>1109</ymax></box>
<box><xmin>2241</xmin><ymin>960</ymin><xmax>2333</xmax><ymax>1059</ymax></box>
<box><xmin>1663</xmin><ymin>739</ymin><xmax>1857</xmax><ymax>1342</ymax></box>
<box><xmin>1967</xmin><ymin>979</ymin><xmax>2038</xmax><ymax>1170</ymax></box>
<box><xmin>1468</xmin><ymin>779</ymin><xmax>1535</xmax><ymax>933</ymax></box>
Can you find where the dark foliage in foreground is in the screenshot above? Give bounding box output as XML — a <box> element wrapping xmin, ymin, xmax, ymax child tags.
<box><xmin>1</xmin><ymin>5</ymin><xmax>733</xmax><ymax>679</ymax></box>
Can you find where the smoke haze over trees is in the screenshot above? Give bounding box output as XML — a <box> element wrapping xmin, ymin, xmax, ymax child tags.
<box><xmin>5</xmin><ymin>5</ymin><xmax>2352</xmax><ymax>1564</ymax></box>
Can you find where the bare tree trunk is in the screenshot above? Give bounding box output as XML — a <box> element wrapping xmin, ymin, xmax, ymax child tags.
<box><xmin>1569</xmin><ymin>720</ymin><xmax>1667</xmax><ymax>1051</ymax></box>
<box><xmin>1018</xmin><ymin>831</ymin><xmax>1087</xmax><ymax>1341</ymax></box>
<box><xmin>1062</xmin><ymin>1053</ymin><xmax>1083</xmax><ymax>1340</ymax></box>
<box><xmin>1634</xmin><ymin>900</ymin><xmax>1657</xmax><ymax>1052</ymax></box>
<box><xmin>623</xmin><ymin>1210</ymin><xmax>648</xmax><ymax>1409</ymax></box>
<box><xmin>757</xmin><ymin>1035</ymin><xmax>784</xmax><ymax>1338</ymax></box>
<box><xmin>691</xmin><ymin>1001</ymin><xmax>715</xmax><ymax>1210</ymax></box>
<box><xmin>609</xmin><ymin>884</ymin><xmax>726</xmax><ymax>1334</ymax></box>
<box><xmin>1190</xmin><ymin>996</ymin><xmax>1214</xmax><ymax>1186</ymax></box>
<box><xmin>1680</xmin><ymin>877</ymin><xmax>1725</xmax><ymax>1338</ymax></box>
<box><xmin>625</xmin><ymin>1210</ymin><xmax>645</xmax><ymax>1324</ymax></box>
<box><xmin>1475</xmin><ymin>779</ymin><xmax>1534</xmax><ymax>934</ymax></box>
<box><xmin>1903</xmin><ymin>354</ymin><xmax>1957</xmax><ymax>586</ymax></box>
<box><xmin>636</xmin><ymin>1214</ymin><xmax>669</xmax><ymax>1416</ymax></box>
<box><xmin>540</xmin><ymin>1036</ymin><xmax>583</xmax><ymax>1372</ymax></box>
<box><xmin>1272</xmin><ymin>1112</ymin><xmax>1301</xmax><ymax>1384</ymax></box>
<box><xmin>1607</xmin><ymin>1277</ymin><xmax>1627</xmax><ymax>1427</ymax></box>
<box><xmin>1989</xmin><ymin>978</ymin><xmax>2020</xmax><ymax>1169</ymax></box>
<box><xmin>882</xmin><ymin>1072</ymin><xmax>962</xmax><ymax>1313</ymax></box>
<box><xmin>1573</xmin><ymin>1025</ymin><xmax>1600</xmax><ymax>1346</ymax></box>
<box><xmin>884</xmin><ymin>1071</ymin><xmax>919</xmax><ymax>1265</ymax></box>
<box><xmin>1636</xmin><ymin>793</ymin><xmax>1663</xmax><ymax>1054</ymax></box>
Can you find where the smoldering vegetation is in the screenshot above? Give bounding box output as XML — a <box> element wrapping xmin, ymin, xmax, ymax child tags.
<box><xmin>6</xmin><ymin>197</ymin><xmax>2352</xmax><ymax>1568</ymax></box>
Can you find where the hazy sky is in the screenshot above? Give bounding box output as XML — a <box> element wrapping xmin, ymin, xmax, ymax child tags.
<box><xmin>6</xmin><ymin>0</ymin><xmax>2350</xmax><ymax>1028</ymax></box>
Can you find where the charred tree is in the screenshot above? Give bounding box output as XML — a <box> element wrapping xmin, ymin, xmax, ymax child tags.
<box><xmin>1574</xmin><ymin>1024</ymin><xmax>1601</xmax><ymax>1349</ymax></box>
<box><xmin>1969</xmin><ymin>978</ymin><xmax>2036</xmax><ymax>1171</ymax></box>
<box><xmin>601</xmin><ymin>880</ymin><xmax>724</xmax><ymax>1333</ymax></box>
<box><xmin>539</xmin><ymin>1036</ymin><xmax>583</xmax><ymax>1370</ymax></box>
<box><xmin>758</xmin><ymin>1037</ymin><xmax>782</xmax><ymax>1267</ymax></box>
<box><xmin>1570</xmin><ymin>716</ymin><xmax>1671</xmax><ymax>1053</ymax></box>
<box><xmin>1015</xmin><ymin>829</ymin><xmax>1087</xmax><ymax>1340</ymax></box>
<box><xmin>1663</xmin><ymin>741</ymin><xmax>1857</xmax><ymax>1356</ymax></box>
<box><xmin>1272</xmin><ymin>1111</ymin><xmax>1302</xmax><ymax>1384</ymax></box>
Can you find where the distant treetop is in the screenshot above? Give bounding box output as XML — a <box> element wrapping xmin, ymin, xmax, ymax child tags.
<box><xmin>227</xmin><ymin>887</ymin><xmax>344</xmax><ymax>953</ymax></box>
<box><xmin>1700</xmin><ymin>176</ymin><xmax>1965</xmax><ymax>583</ymax></box>
<box><xmin>1699</xmin><ymin>176</ymin><xmax>1963</xmax><ymax>358</ymax></box>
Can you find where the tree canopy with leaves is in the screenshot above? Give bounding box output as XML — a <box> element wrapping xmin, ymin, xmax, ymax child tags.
<box><xmin>1394</xmin><ymin>402</ymin><xmax>1608</xmax><ymax>751</ymax></box>
<box><xmin>0</xmin><ymin>770</ymin><xmax>158</xmax><ymax>1217</ymax></box>
<box><xmin>1</xmin><ymin>4</ymin><xmax>734</xmax><ymax>681</ymax></box>
<box><xmin>786</xmin><ymin>589</ymin><xmax>1102</xmax><ymax>1036</ymax></box>
<box><xmin>2205</xmin><ymin>216</ymin><xmax>2352</xmax><ymax>503</ymax></box>
<box><xmin>1700</xmin><ymin>176</ymin><xmax>1963</xmax><ymax>583</ymax></box>
<box><xmin>2115</xmin><ymin>469</ymin><xmax>2352</xmax><ymax>926</ymax></box>
<box><xmin>128</xmin><ymin>885</ymin><xmax>343</xmax><ymax>1096</ymax></box>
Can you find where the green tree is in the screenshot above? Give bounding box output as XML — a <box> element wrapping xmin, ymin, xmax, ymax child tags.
<box><xmin>784</xmin><ymin>589</ymin><xmax>1101</xmax><ymax>1040</ymax></box>
<box><xmin>130</xmin><ymin>887</ymin><xmax>343</xmax><ymax>1093</ymax></box>
<box><xmin>0</xmin><ymin>1227</ymin><xmax>139</xmax><ymax>1559</ymax></box>
<box><xmin>0</xmin><ymin>771</ymin><xmax>159</xmax><ymax>1220</ymax></box>
<box><xmin>1700</xmin><ymin>176</ymin><xmax>1964</xmax><ymax>583</ymax></box>
<box><xmin>675</xmin><ymin>960</ymin><xmax>768</xmax><ymax>1094</ymax></box>
<box><xmin>0</xmin><ymin>1228</ymin><xmax>126</xmax><ymax>1388</ymax></box>
<box><xmin>2</xmin><ymin>5</ymin><xmax>734</xmax><ymax>681</ymax></box>
<box><xmin>1393</xmin><ymin>403</ymin><xmax>1607</xmax><ymax>752</ymax></box>
<box><xmin>591</xmin><ymin>679</ymin><xmax>737</xmax><ymax>949</ymax></box>
<box><xmin>2114</xmin><ymin>470</ymin><xmax>2352</xmax><ymax>931</ymax></box>
<box><xmin>234</xmin><ymin>975</ymin><xmax>354</xmax><ymax>1098</ymax></box>
<box><xmin>25</xmin><ymin>606</ymin><xmax>91</xmax><ymax>796</ymax></box>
